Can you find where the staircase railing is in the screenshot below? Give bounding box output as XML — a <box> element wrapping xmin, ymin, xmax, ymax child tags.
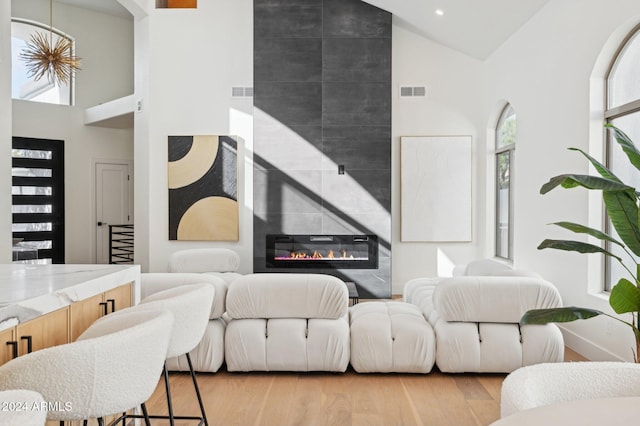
<box><xmin>109</xmin><ymin>224</ymin><xmax>134</xmax><ymax>264</ymax></box>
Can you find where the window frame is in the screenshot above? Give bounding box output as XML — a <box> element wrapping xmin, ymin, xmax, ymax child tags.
<box><xmin>11</xmin><ymin>18</ymin><xmax>76</xmax><ymax>106</ymax></box>
<box><xmin>603</xmin><ymin>23</ymin><xmax>640</xmax><ymax>291</ymax></box>
<box><xmin>495</xmin><ymin>103</ymin><xmax>516</xmax><ymax>260</ymax></box>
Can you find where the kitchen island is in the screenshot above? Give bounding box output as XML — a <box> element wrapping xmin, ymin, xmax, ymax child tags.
<box><xmin>0</xmin><ymin>264</ymin><xmax>140</xmax><ymax>365</ymax></box>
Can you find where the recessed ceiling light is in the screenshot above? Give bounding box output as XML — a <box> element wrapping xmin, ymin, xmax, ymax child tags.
<box><xmin>435</xmin><ymin>9</ymin><xmax>444</xmax><ymax>16</ymax></box>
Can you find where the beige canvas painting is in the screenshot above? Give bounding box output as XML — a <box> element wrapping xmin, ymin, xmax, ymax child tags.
<box><xmin>168</xmin><ymin>135</ymin><xmax>239</xmax><ymax>241</ymax></box>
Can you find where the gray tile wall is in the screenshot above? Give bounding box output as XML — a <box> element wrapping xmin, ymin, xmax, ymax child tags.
<box><xmin>254</xmin><ymin>0</ymin><xmax>391</xmax><ymax>298</ymax></box>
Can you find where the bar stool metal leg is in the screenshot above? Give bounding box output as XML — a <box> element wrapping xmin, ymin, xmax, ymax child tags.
<box><xmin>186</xmin><ymin>352</ymin><xmax>209</xmax><ymax>426</ymax></box>
<box><xmin>163</xmin><ymin>362</ymin><xmax>176</xmax><ymax>426</ymax></box>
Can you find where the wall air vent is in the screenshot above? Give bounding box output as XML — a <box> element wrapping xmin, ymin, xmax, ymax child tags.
<box><xmin>232</xmin><ymin>87</ymin><xmax>254</xmax><ymax>98</ymax></box>
<box><xmin>399</xmin><ymin>86</ymin><xmax>426</xmax><ymax>98</ymax></box>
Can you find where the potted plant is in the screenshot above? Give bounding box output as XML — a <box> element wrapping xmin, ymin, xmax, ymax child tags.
<box><xmin>520</xmin><ymin>124</ymin><xmax>640</xmax><ymax>362</ymax></box>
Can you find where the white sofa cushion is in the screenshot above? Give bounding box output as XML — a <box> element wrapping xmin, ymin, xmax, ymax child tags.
<box><xmin>463</xmin><ymin>258</ymin><xmax>513</xmax><ymax>276</ymax></box>
<box><xmin>226</xmin><ymin>273</ymin><xmax>348</xmax><ymax>320</ymax></box>
<box><xmin>455</xmin><ymin>258</ymin><xmax>539</xmax><ymax>277</ymax></box>
<box><xmin>141</xmin><ymin>273</ymin><xmax>228</xmax><ymax>320</ymax></box>
<box><xmin>166</xmin><ymin>318</ymin><xmax>225</xmax><ymax>373</ymax></box>
<box><xmin>433</xmin><ymin>318</ymin><xmax>564</xmax><ymax>373</ymax></box>
<box><xmin>225</xmin><ymin>317</ymin><xmax>350</xmax><ymax>372</ymax></box>
<box><xmin>168</xmin><ymin>248</ymin><xmax>240</xmax><ymax>273</ymax></box>
<box><xmin>433</xmin><ymin>276</ymin><xmax>562</xmax><ymax>323</ymax></box>
<box><xmin>350</xmin><ymin>301</ymin><xmax>435</xmax><ymax>373</ymax></box>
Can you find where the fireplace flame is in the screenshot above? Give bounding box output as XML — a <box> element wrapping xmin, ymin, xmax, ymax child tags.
<box><xmin>281</xmin><ymin>248</ymin><xmax>360</xmax><ymax>260</ymax></box>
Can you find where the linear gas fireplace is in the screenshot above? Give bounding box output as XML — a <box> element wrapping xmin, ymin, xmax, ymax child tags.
<box><xmin>266</xmin><ymin>234</ymin><xmax>378</xmax><ymax>270</ymax></box>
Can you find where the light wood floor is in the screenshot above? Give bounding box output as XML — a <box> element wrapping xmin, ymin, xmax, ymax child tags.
<box><xmin>144</xmin><ymin>348</ymin><xmax>586</xmax><ymax>426</ymax></box>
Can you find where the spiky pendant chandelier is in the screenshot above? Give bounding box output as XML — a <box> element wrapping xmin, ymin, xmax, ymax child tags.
<box><xmin>19</xmin><ymin>0</ymin><xmax>81</xmax><ymax>86</ymax></box>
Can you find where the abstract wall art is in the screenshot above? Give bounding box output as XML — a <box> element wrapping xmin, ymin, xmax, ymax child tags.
<box><xmin>400</xmin><ymin>135</ymin><xmax>472</xmax><ymax>242</ymax></box>
<box><xmin>168</xmin><ymin>135</ymin><xmax>238</xmax><ymax>241</ymax></box>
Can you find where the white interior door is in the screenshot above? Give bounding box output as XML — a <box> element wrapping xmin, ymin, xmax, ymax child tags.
<box><xmin>95</xmin><ymin>162</ymin><xmax>131</xmax><ymax>264</ymax></box>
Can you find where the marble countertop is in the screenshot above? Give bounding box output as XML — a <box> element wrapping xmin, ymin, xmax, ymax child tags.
<box><xmin>0</xmin><ymin>264</ymin><xmax>140</xmax><ymax>330</ymax></box>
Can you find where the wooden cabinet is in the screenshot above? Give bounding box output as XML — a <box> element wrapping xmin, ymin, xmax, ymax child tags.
<box><xmin>69</xmin><ymin>293</ymin><xmax>105</xmax><ymax>342</ymax></box>
<box><xmin>104</xmin><ymin>282</ymin><xmax>132</xmax><ymax>313</ymax></box>
<box><xmin>16</xmin><ymin>308</ymin><xmax>69</xmax><ymax>355</ymax></box>
<box><xmin>0</xmin><ymin>327</ymin><xmax>15</xmax><ymax>366</ymax></box>
<box><xmin>0</xmin><ymin>282</ymin><xmax>133</xmax><ymax>366</ymax></box>
<box><xmin>70</xmin><ymin>282</ymin><xmax>133</xmax><ymax>341</ymax></box>
<box><xmin>0</xmin><ymin>307</ymin><xmax>69</xmax><ymax>368</ymax></box>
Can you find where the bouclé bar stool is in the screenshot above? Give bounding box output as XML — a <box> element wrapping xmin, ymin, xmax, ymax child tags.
<box><xmin>128</xmin><ymin>282</ymin><xmax>215</xmax><ymax>426</ymax></box>
<box><xmin>0</xmin><ymin>309</ymin><xmax>174</xmax><ymax>426</ymax></box>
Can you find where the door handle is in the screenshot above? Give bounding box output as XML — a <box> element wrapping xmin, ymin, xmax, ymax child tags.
<box><xmin>99</xmin><ymin>301</ymin><xmax>108</xmax><ymax>315</ymax></box>
<box><xmin>21</xmin><ymin>336</ymin><xmax>33</xmax><ymax>354</ymax></box>
<box><xmin>107</xmin><ymin>298</ymin><xmax>116</xmax><ymax>313</ymax></box>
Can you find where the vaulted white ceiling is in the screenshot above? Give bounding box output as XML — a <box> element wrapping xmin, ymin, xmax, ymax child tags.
<box><xmin>363</xmin><ymin>0</ymin><xmax>549</xmax><ymax>59</ymax></box>
<box><xmin>54</xmin><ymin>0</ymin><xmax>550</xmax><ymax>60</ymax></box>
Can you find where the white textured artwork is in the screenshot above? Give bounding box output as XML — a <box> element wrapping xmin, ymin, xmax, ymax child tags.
<box><xmin>400</xmin><ymin>136</ymin><xmax>472</xmax><ymax>242</ymax></box>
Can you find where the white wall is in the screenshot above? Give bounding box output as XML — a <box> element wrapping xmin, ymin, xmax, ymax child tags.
<box><xmin>483</xmin><ymin>0</ymin><xmax>640</xmax><ymax>361</ymax></box>
<box><xmin>136</xmin><ymin>0</ymin><xmax>254</xmax><ymax>273</ymax></box>
<box><xmin>10</xmin><ymin>0</ymin><xmax>134</xmax><ymax>263</ymax></box>
<box><xmin>0</xmin><ymin>2</ymin><xmax>12</xmax><ymax>263</ymax></box>
<box><xmin>391</xmin><ymin>22</ymin><xmax>485</xmax><ymax>294</ymax></box>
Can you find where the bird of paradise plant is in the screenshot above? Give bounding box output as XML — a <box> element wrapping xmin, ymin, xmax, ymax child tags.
<box><xmin>520</xmin><ymin>124</ymin><xmax>640</xmax><ymax>362</ymax></box>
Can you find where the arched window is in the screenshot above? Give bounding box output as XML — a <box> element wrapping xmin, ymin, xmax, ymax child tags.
<box><xmin>604</xmin><ymin>24</ymin><xmax>640</xmax><ymax>290</ymax></box>
<box><xmin>495</xmin><ymin>103</ymin><xmax>516</xmax><ymax>260</ymax></box>
<box><xmin>11</xmin><ymin>19</ymin><xmax>74</xmax><ymax>106</ymax></box>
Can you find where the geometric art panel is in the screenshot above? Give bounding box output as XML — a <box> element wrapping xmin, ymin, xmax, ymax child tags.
<box><xmin>168</xmin><ymin>135</ymin><xmax>238</xmax><ymax>240</ymax></box>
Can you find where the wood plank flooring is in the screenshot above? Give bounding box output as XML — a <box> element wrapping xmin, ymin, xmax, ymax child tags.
<box><xmin>144</xmin><ymin>348</ymin><xmax>585</xmax><ymax>426</ymax></box>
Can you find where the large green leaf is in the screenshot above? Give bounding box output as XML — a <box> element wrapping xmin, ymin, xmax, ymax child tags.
<box><xmin>538</xmin><ymin>239</ymin><xmax>622</xmax><ymax>262</ymax></box>
<box><xmin>603</xmin><ymin>190</ymin><xmax>640</xmax><ymax>257</ymax></box>
<box><xmin>568</xmin><ymin>147</ymin><xmax>620</xmax><ymax>182</ymax></box>
<box><xmin>610</xmin><ymin>278</ymin><xmax>640</xmax><ymax>314</ymax></box>
<box><xmin>550</xmin><ymin>221</ymin><xmax>623</xmax><ymax>247</ymax></box>
<box><xmin>520</xmin><ymin>307</ymin><xmax>603</xmax><ymax>325</ymax></box>
<box><xmin>606</xmin><ymin>124</ymin><xmax>640</xmax><ymax>172</ymax></box>
<box><xmin>540</xmin><ymin>174</ymin><xmax>633</xmax><ymax>195</ymax></box>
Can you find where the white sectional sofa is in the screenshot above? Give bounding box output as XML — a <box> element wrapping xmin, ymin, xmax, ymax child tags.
<box><xmin>404</xmin><ymin>259</ymin><xmax>565</xmax><ymax>373</ymax></box>
<box><xmin>156</xmin><ymin>255</ymin><xmax>564</xmax><ymax>375</ymax></box>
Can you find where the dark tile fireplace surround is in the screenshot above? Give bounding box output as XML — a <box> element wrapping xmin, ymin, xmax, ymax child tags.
<box><xmin>253</xmin><ymin>0</ymin><xmax>392</xmax><ymax>298</ymax></box>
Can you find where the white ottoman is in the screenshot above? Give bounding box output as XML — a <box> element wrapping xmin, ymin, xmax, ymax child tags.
<box><xmin>500</xmin><ymin>361</ymin><xmax>640</xmax><ymax>418</ymax></box>
<box><xmin>350</xmin><ymin>301</ymin><xmax>435</xmax><ymax>373</ymax></box>
<box><xmin>0</xmin><ymin>389</ymin><xmax>47</xmax><ymax>426</ymax></box>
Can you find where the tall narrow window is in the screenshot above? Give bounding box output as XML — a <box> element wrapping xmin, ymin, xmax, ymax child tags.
<box><xmin>12</xmin><ymin>137</ymin><xmax>65</xmax><ymax>264</ymax></box>
<box><xmin>604</xmin><ymin>25</ymin><xmax>640</xmax><ymax>290</ymax></box>
<box><xmin>11</xmin><ymin>19</ymin><xmax>74</xmax><ymax>106</ymax></box>
<box><xmin>495</xmin><ymin>104</ymin><xmax>516</xmax><ymax>260</ymax></box>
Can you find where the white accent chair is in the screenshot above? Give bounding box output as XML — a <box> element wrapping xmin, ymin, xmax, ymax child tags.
<box><xmin>0</xmin><ymin>390</ymin><xmax>47</xmax><ymax>426</ymax></box>
<box><xmin>404</xmin><ymin>260</ymin><xmax>564</xmax><ymax>373</ymax></box>
<box><xmin>500</xmin><ymin>361</ymin><xmax>640</xmax><ymax>418</ymax></box>
<box><xmin>0</xmin><ymin>309</ymin><xmax>173</xmax><ymax>425</ymax></box>
<box><xmin>127</xmin><ymin>283</ymin><xmax>215</xmax><ymax>425</ymax></box>
<box><xmin>142</xmin><ymin>273</ymin><xmax>227</xmax><ymax>373</ymax></box>
<box><xmin>225</xmin><ymin>273</ymin><xmax>350</xmax><ymax>372</ymax></box>
<box><xmin>168</xmin><ymin>248</ymin><xmax>242</xmax><ymax>285</ymax></box>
